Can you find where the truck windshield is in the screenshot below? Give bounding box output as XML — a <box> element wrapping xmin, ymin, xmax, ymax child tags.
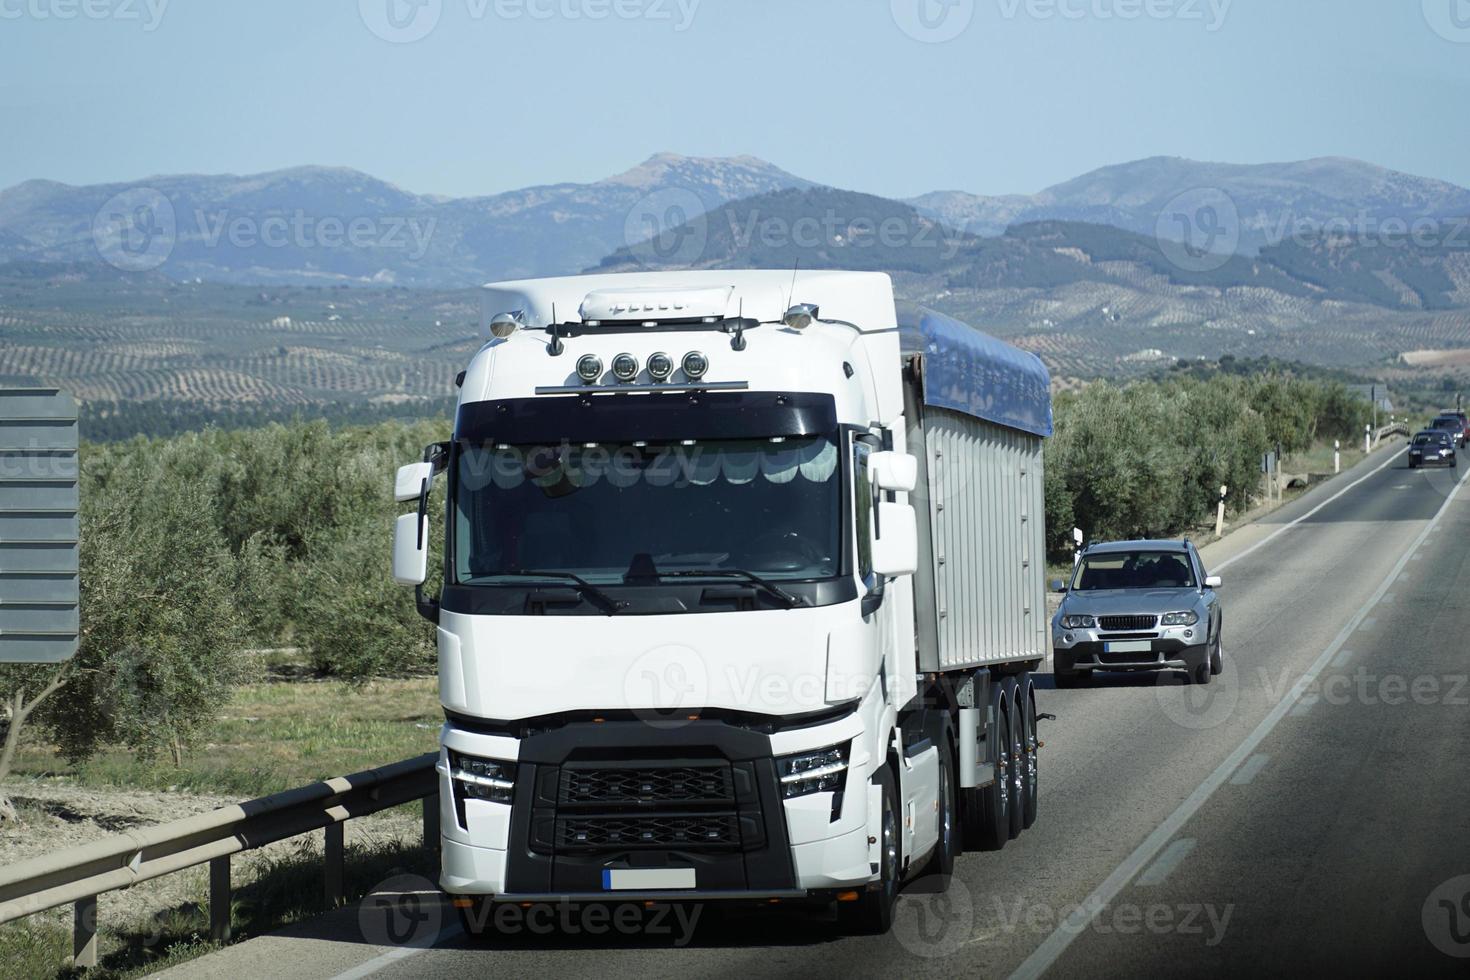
<box><xmin>453</xmin><ymin>436</ymin><xmax>841</xmax><ymax>585</ymax></box>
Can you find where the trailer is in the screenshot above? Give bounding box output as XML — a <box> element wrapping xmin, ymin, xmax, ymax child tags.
<box><xmin>390</xmin><ymin>270</ymin><xmax>1052</xmax><ymax>933</ymax></box>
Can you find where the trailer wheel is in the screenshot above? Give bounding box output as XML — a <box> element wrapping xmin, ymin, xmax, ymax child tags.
<box><xmin>1007</xmin><ymin>681</ymin><xmax>1025</xmax><ymax>841</ymax></box>
<box><xmin>977</xmin><ymin>677</ymin><xmax>1016</xmax><ymax>851</ymax></box>
<box><xmin>922</xmin><ymin>739</ymin><xmax>958</xmax><ymax>879</ymax></box>
<box><xmin>1020</xmin><ymin>674</ymin><xmax>1039</xmax><ymax>830</ymax></box>
<box><xmin>844</xmin><ymin>766</ymin><xmax>899</xmax><ymax>934</ymax></box>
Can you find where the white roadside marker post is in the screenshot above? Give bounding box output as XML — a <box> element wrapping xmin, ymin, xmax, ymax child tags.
<box><xmin>1215</xmin><ymin>485</ymin><xmax>1228</xmax><ymax>539</ymax></box>
<box><xmin>1335</xmin><ymin>440</ymin><xmax>1340</xmax><ymax>475</ymax></box>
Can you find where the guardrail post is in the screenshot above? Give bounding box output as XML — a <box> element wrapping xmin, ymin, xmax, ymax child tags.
<box><xmin>209</xmin><ymin>856</ymin><xmax>231</xmax><ymax>943</ymax></box>
<box><xmin>73</xmin><ymin>895</ymin><xmax>97</xmax><ymax>969</ymax></box>
<box><xmin>422</xmin><ymin>791</ymin><xmax>439</xmax><ymax>852</ymax></box>
<box><xmin>324</xmin><ymin>823</ymin><xmax>345</xmax><ymax>908</ymax></box>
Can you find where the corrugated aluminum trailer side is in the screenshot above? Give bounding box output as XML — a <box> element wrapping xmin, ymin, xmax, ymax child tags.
<box><xmin>906</xmin><ymin>392</ymin><xmax>1048</xmax><ymax>674</ymax></box>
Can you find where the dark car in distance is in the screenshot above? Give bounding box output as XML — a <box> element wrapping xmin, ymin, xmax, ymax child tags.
<box><xmin>1432</xmin><ymin>412</ymin><xmax>1469</xmax><ymax>448</ymax></box>
<box><xmin>1409</xmin><ymin>429</ymin><xmax>1458</xmax><ymax>469</ymax></box>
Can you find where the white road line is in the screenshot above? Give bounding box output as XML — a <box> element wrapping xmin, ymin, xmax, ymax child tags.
<box><xmin>1229</xmin><ymin>754</ymin><xmax>1270</xmax><ymax>786</ymax></box>
<box><xmin>1007</xmin><ymin>459</ymin><xmax>1466</xmax><ymax>980</ymax></box>
<box><xmin>1214</xmin><ymin>448</ymin><xmax>1406</xmax><ymax>573</ymax></box>
<box><xmin>1333</xmin><ymin>649</ymin><xmax>1356</xmax><ymax>668</ymax></box>
<box><xmin>1135</xmin><ymin>839</ymin><xmax>1197</xmax><ymax>886</ymax></box>
<box><xmin>329</xmin><ymin>923</ymin><xmax>463</xmax><ymax>980</ymax></box>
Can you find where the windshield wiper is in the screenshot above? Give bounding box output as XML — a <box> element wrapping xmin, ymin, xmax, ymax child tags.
<box><xmin>494</xmin><ymin>570</ymin><xmax>628</xmax><ymax>615</ymax></box>
<box><xmin>656</xmin><ymin>569</ymin><xmax>805</xmax><ymax>608</ymax></box>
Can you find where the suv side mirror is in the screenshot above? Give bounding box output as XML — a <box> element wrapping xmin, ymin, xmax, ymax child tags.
<box><xmin>869</xmin><ymin>451</ymin><xmax>918</xmax><ymax>493</ymax></box>
<box><xmin>871</xmin><ymin>501</ymin><xmax>918</xmax><ymax>577</ymax></box>
<box><xmin>1204</xmin><ymin>575</ymin><xmax>1222</xmax><ymax>589</ymax></box>
<box><xmin>1050</xmin><ymin>578</ymin><xmax>1067</xmax><ymax>593</ymax></box>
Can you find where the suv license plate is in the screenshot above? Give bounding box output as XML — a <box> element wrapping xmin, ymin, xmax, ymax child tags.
<box><xmin>1104</xmin><ymin>641</ymin><xmax>1152</xmax><ymax>654</ymax></box>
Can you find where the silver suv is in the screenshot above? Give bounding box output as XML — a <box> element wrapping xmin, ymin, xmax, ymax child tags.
<box><xmin>1051</xmin><ymin>540</ymin><xmax>1223</xmax><ymax>687</ymax></box>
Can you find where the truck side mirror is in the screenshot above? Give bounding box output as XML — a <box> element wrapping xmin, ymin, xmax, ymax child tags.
<box><xmin>872</xmin><ymin>501</ymin><xmax>918</xmax><ymax>577</ymax></box>
<box><xmin>393</xmin><ymin>512</ymin><xmax>429</xmax><ymax>586</ymax></box>
<box><xmin>392</xmin><ymin>460</ymin><xmax>436</xmax><ymax>588</ymax></box>
<box><xmin>869</xmin><ymin>451</ymin><xmax>918</xmax><ymax>493</ymax></box>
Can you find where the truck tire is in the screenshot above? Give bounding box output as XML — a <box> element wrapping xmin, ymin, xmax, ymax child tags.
<box><xmin>1007</xmin><ymin>681</ymin><xmax>1025</xmax><ymax>841</ymax></box>
<box><xmin>922</xmin><ymin>740</ymin><xmax>958</xmax><ymax>880</ymax></box>
<box><xmin>977</xmin><ymin>677</ymin><xmax>1017</xmax><ymax>851</ymax></box>
<box><xmin>844</xmin><ymin>766</ymin><xmax>899</xmax><ymax>934</ymax></box>
<box><xmin>1019</xmin><ymin>674</ymin><xmax>1039</xmax><ymax>830</ymax></box>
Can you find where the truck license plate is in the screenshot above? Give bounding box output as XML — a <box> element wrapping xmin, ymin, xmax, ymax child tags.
<box><xmin>602</xmin><ymin>868</ymin><xmax>696</xmax><ymax>891</ymax></box>
<box><xmin>1104</xmin><ymin>640</ymin><xmax>1152</xmax><ymax>654</ymax></box>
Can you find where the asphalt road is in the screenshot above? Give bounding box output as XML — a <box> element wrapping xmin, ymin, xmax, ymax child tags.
<box><xmin>164</xmin><ymin>442</ymin><xmax>1470</xmax><ymax>979</ymax></box>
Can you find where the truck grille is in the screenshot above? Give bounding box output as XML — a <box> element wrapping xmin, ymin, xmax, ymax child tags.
<box><xmin>557</xmin><ymin>814</ymin><xmax>742</xmax><ymax>850</ymax></box>
<box><xmin>1100</xmin><ymin>615</ymin><xmax>1158</xmax><ymax>632</ymax></box>
<box><xmin>559</xmin><ymin>765</ymin><xmax>734</xmax><ymax>807</ymax></box>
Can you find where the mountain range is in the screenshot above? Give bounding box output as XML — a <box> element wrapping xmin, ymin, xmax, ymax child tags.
<box><xmin>1</xmin><ymin>153</ymin><xmax>1467</xmax><ymax>289</ymax></box>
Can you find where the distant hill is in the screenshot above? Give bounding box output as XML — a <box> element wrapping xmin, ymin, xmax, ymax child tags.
<box><xmin>5</xmin><ymin>153</ymin><xmax>1469</xmax><ymax>286</ymax></box>
<box><xmin>908</xmin><ymin>156</ymin><xmax>1470</xmax><ymax>253</ymax></box>
<box><xmin>0</xmin><ymin>154</ymin><xmax>813</xmax><ymax>287</ymax></box>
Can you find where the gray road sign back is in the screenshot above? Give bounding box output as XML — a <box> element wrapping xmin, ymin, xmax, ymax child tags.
<box><xmin>0</xmin><ymin>388</ymin><xmax>79</xmax><ymax>663</ymax></box>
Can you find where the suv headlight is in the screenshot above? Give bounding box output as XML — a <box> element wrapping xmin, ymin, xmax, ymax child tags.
<box><xmin>776</xmin><ymin>743</ymin><xmax>849</xmax><ymax>798</ymax></box>
<box><xmin>448</xmin><ymin>750</ymin><xmax>516</xmax><ymax>803</ymax></box>
<box><xmin>1160</xmin><ymin>611</ymin><xmax>1199</xmax><ymax>627</ymax></box>
<box><xmin>1061</xmin><ymin>614</ymin><xmax>1096</xmax><ymax>630</ymax></box>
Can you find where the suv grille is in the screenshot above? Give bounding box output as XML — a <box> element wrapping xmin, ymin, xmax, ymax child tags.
<box><xmin>559</xmin><ymin>765</ymin><xmax>733</xmax><ymax>807</ymax></box>
<box><xmin>1100</xmin><ymin>614</ymin><xmax>1158</xmax><ymax>632</ymax></box>
<box><xmin>557</xmin><ymin>814</ymin><xmax>742</xmax><ymax>850</ymax></box>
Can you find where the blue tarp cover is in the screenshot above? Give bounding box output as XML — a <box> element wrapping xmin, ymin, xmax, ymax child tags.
<box><xmin>898</xmin><ymin>304</ymin><xmax>1053</xmax><ymax>438</ymax></box>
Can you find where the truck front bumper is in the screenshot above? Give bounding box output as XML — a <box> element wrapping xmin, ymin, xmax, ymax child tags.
<box><xmin>438</xmin><ymin>711</ymin><xmax>874</xmax><ymax>900</ymax></box>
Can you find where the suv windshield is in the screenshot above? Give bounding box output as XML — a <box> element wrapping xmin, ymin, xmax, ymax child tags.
<box><xmin>1073</xmin><ymin>551</ymin><xmax>1196</xmax><ymax>591</ymax></box>
<box><xmin>453</xmin><ymin>436</ymin><xmax>841</xmax><ymax>585</ymax></box>
<box><xmin>1414</xmin><ymin>432</ymin><xmax>1449</xmax><ymax>446</ymax></box>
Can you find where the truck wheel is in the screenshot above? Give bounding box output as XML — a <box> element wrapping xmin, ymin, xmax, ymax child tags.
<box><xmin>1007</xmin><ymin>682</ymin><xmax>1025</xmax><ymax>841</ymax></box>
<box><xmin>844</xmin><ymin>766</ymin><xmax>899</xmax><ymax>934</ymax></box>
<box><xmin>923</xmin><ymin>741</ymin><xmax>958</xmax><ymax>879</ymax></box>
<box><xmin>1020</xmin><ymin>675</ymin><xmax>1039</xmax><ymax>830</ymax></box>
<box><xmin>978</xmin><ymin>678</ymin><xmax>1016</xmax><ymax>851</ymax></box>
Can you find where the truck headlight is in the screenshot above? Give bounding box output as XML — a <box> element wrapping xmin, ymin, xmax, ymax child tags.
<box><xmin>776</xmin><ymin>742</ymin><xmax>849</xmax><ymax>799</ymax></box>
<box><xmin>449</xmin><ymin>750</ymin><xmax>516</xmax><ymax>803</ymax></box>
<box><xmin>1161</xmin><ymin>611</ymin><xmax>1199</xmax><ymax>627</ymax></box>
<box><xmin>1060</xmin><ymin>614</ymin><xmax>1096</xmax><ymax>629</ymax></box>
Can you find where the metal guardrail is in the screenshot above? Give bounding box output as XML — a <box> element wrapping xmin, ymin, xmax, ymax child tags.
<box><xmin>0</xmin><ymin>753</ymin><xmax>438</xmax><ymax>969</ymax></box>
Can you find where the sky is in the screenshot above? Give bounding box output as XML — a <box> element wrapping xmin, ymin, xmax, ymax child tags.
<box><xmin>2</xmin><ymin>0</ymin><xmax>1470</xmax><ymax>199</ymax></box>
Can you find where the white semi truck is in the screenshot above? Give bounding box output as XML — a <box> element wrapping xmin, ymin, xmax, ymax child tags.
<box><xmin>391</xmin><ymin>270</ymin><xmax>1052</xmax><ymax>933</ymax></box>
